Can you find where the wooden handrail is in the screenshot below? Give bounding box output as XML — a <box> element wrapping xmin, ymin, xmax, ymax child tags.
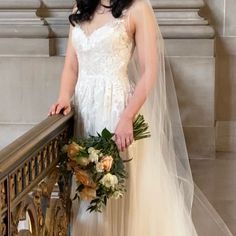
<box><xmin>0</xmin><ymin>111</ymin><xmax>74</xmax><ymax>174</ymax></box>
<box><xmin>0</xmin><ymin>110</ymin><xmax>75</xmax><ymax>236</ymax></box>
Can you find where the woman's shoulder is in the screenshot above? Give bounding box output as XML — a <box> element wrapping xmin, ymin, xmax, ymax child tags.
<box><xmin>128</xmin><ymin>0</ymin><xmax>154</xmax><ymax>24</ymax></box>
<box><xmin>128</xmin><ymin>0</ymin><xmax>154</xmax><ymax>25</ymax></box>
<box><xmin>130</xmin><ymin>0</ymin><xmax>152</xmax><ymax>13</ymax></box>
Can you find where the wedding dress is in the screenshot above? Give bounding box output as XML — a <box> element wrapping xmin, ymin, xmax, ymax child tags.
<box><xmin>69</xmin><ymin>1</ymin><xmax>233</xmax><ymax>235</ymax></box>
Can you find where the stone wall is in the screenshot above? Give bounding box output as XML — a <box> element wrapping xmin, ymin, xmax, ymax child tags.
<box><xmin>0</xmin><ymin>0</ymin><xmax>216</xmax><ymax>159</ymax></box>
<box><xmin>152</xmin><ymin>0</ymin><xmax>215</xmax><ymax>158</ymax></box>
<box><xmin>0</xmin><ymin>0</ymin><xmax>69</xmax><ymax>148</ymax></box>
<box><xmin>201</xmin><ymin>0</ymin><xmax>236</xmax><ymax>152</ymax></box>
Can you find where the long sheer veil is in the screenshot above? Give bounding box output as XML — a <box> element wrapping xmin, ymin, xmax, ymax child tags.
<box><xmin>127</xmin><ymin>0</ymin><xmax>233</xmax><ymax>235</ymax></box>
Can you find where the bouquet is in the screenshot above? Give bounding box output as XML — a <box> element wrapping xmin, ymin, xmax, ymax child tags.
<box><xmin>59</xmin><ymin>114</ymin><xmax>150</xmax><ymax>213</ymax></box>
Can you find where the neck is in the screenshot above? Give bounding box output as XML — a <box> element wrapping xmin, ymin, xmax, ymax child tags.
<box><xmin>100</xmin><ymin>0</ymin><xmax>111</xmax><ymax>6</ymax></box>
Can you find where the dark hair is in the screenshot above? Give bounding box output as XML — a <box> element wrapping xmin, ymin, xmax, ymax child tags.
<box><xmin>69</xmin><ymin>0</ymin><xmax>134</xmax><ymax>26</ymax></box>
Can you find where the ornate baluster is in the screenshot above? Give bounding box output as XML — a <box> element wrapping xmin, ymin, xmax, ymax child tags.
<box><xmin>37</xmin><ymin>152</ymin><xmax>42</xmax><ymax>176</ymax></box>
<box><xmin>23</xmin><ymin>162</ymin><xmax>30</xmax><ymax>188</ymax></box>
<box><xmin>10</xmin><ymin>174</ymin><xmax>16</xmax><ymax>201</ymax></box>
<box><xmin>0</xmin><ymin>112</ymin><xmax>74</xmax><ymax>235</ymax></box>
<box><xmin>16</xmin><ymin>168</ymin><xmax>23</xmax><ymax>195</ymax></box>
<box><xmin>31</xmin><ymin>157</ymin><xmax>36</xmax><ymax>182</ymax></box>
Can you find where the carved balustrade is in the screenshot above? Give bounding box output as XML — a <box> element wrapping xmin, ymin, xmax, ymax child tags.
<box><xmin>0</xmin><ymin>111</ymin><xmax>74</xmax><ymax>236</ymax></box>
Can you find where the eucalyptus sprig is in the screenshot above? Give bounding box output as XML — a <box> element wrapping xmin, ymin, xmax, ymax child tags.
<box><xmin>132</xmin><ymin>114</ymin><xmax>151</xmax><ymax>140</ymax></box>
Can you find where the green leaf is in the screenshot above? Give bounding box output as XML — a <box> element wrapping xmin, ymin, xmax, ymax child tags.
<box><xmin>101</xmin><ymin>128</ymin><xmax>114</xmax><ymax>140</ymax></box>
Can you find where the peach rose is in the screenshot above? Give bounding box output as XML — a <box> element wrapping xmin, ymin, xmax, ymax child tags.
<box><xmin>80</xmin><ymin>187</ymin><xmax>96</xmax><ymax>201</ymax></box>
<box><xmin>100</xmin><ymin>155</ymin><xmax>113</xmax><ymax>172</ymax></box>
<box><xmin>67</xmin><ymin>142</ymin><xmax>82</xmax><ymax>159</ymax></box>
<box><xmin>74</xmin><ymin>168</ymin><xmax>96</xmax><ymax>188</ymax></box>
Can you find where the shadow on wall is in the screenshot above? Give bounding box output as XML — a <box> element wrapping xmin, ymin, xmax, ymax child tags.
<box><xmin>36</xmin><ymin>0</ymin><xmax>73</xmax><ymax>56</ymax></box>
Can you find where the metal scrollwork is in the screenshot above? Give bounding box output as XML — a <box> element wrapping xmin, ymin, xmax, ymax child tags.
<box><xmin>0</xmin><ymin>112</ymin><xmax>74</xmax><ymax>236</ymax></box>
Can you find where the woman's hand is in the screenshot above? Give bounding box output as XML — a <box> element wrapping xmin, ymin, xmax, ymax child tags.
<box><xmin>48</xmin><ymin>98</ymin><xmax>71</xmax><ymax>116</ymax></box>
<box><xmin>114</xmin><ymin>115</ymin><xmax>134</xmax><ymax>152</ymax></box>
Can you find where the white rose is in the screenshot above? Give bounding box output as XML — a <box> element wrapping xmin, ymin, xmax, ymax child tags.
<box><xmin>88</xmin><ymin>147</ymin><xmax>95</xmax><ymax>154</ymax></box>
<box><xmin>100</xmin><ymin>173</ymin><xmax>118</xmax><ymax>189</ymax></box>
<box><xmin>112</xmin><ymin>191</ymin><xmax>123</xmax><ymax>200</ymax></box>
<box><xmin>96</xmin><ymin>162</ymin><xmax>104</xmax><ymax>172</ymax></box>
<box><xmin>88</xmin><ymin>150</ymin><xmax>99</xmax><ymax>163</ymax></box>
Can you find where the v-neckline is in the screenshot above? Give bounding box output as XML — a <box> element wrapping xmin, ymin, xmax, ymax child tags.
<box><xmin>74</xmin><ymin>18</ymin><xmax>125</xmax><ymax>40</ymax></box>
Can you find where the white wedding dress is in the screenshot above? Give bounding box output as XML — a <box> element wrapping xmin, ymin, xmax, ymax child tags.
<box><xmin>70</xmin><ymin>14</ymin><xmax>198</xmax><ymax>236</ymax></box>
<box><xmin>69</xmin><ymin>2</ymin><xmax>233</xmax><ymax>236</ymax></box>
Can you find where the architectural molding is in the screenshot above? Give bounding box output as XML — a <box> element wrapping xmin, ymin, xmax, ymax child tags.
<box><xmin>152</xmin><ymin>0</ymin><xmax>215</xmax><ymax>39</ymax></box>
<box><xmin>39</xmin><ymin>0</ymin><xmax>74</xmax><ymax>9</ymax></box>
<box><xmin>0</xmin><ymin>0</ymin><xmax>40</xmax><ymax>9</ymax></box>
<box><xmin>0</xmin><ymin>0</ymin><xmax>215</xmax><ymax>55</ymax></box>
<box><xmin>0</xmin><ymin>0</ymin><xmax>48</xmax><ymax>55</ymax></box>
<box><xmin>151</xmin><ymin>0</ymin><xmax>205</xmax><ymax>9</ymax></box>
<box><xmin>159</xmin><ymin>25</ymin><xmax>214</xmax><ymax>39</ymax></box>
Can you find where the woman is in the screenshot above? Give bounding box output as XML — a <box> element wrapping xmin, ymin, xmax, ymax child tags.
<box><xmin>49</xmin><ymin>0</ymin><xmax>233</xmax><ymax>235</ymax></box>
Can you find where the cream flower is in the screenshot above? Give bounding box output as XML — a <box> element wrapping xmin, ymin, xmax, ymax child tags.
<box><xmin>96</xmin><ymin>162</ymin><xmax>104</xmax><ymax>173</ymax></box>
<box><xmin>112</xmin><ymin>191</ymin><xmax>123</xmax><ymax>200</ymax></box>
<box><xmin>77</xmin><ymin>157</ymin><xmax>89</xmax><ymax>167</ymax></box>
<box><xmin>88</xmin><ymin>151</ymin><xmax>99</xmax><ymax>163</ymax></box>
<box><xmin>88</xmin><ymin>147</ymin><xmax>101</xmax><ymax>163</ymax></box>
<box><xmin>88</xmin><ymin>147</ymin><xmax>95</xmax><ymax>154</ymax></box>
<box><xmin>100</xmin><ymin>173</ymin><xmax>118</xmax><ymax>189</ymax></box>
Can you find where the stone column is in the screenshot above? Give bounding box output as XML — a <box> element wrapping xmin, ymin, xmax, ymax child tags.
<box><xmin>0</xmin><ymin>0</ymin><xmax>48</xmax><ymax>56</ymax></box>
<box><xmin>202</xmin><ymin>0</ymin><xmax>236</xmax><ymax>152</ymax></box>
<box><xmin>152</xmin><ymin>0</ymin><xmax>215</xmax><ymax>158</ymax></box>
<box><xmin>37</xmin><ymin>0</ymin><xmax>74</xmax><ymax>56</ymax></box>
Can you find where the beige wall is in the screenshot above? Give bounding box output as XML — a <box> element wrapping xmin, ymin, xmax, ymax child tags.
<box><xmin>201</xmin><ymin>0</ymin><xmax>236</xmax><ymax>151</ymax></box>
<box><xmin>0</xmin><ymin>58</ymin><xmax>64</xmax><ymax>149</ymax></box>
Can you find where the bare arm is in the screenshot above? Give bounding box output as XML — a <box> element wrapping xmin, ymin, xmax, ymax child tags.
<box><xmin>122</xmin><ymin>1</ymin><xmax>158</xmax><ymax>120</ymax></box>
<box><xmin>49</xmin><ymin>7</ymin><xmax>79</xmax><ymax>116</ymax></box>
<box><xmin>59</xmin><ymin>26</ymin><xmax>78</xmax><ymax>102</ymax></box>
<box><xmin>114</xmin><ymin>2</ymin><xmax>158</xmax><ymax>151</ymax></box>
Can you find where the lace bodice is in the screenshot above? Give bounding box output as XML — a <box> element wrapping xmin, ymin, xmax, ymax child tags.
<box><xmin>72</xmin><ymin>18</ymin><xmax>134</xmax><ymax>79</ymax></box>
<box><xmin>72</xmin><ymin>17</ymin><xmax>136</xmax><ymax>136</ymax></box>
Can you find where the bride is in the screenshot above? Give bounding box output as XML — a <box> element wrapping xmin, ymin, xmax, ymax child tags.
<box><xmin>49</xmin><ymin>0</ymin><xmax>233</xmax><ymax>235</ymax></box>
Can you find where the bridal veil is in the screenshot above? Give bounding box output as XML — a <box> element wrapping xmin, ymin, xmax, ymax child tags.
<box><xmin>127</xmin><ymin>0</ymin><xmax>233</xmax><ymax>235</ymax></box>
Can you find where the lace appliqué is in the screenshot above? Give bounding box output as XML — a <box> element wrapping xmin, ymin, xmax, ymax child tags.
<box><xmin>72</xmin><ymin>17</ymin><xmax>135</xmax><ymax>137</ymax></box>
